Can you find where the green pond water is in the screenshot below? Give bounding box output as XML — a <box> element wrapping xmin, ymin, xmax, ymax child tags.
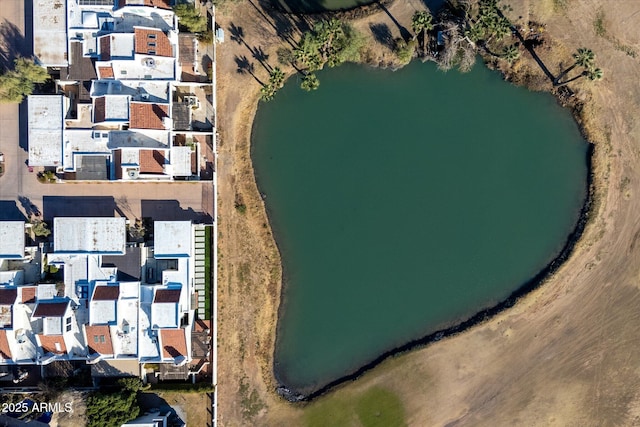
<box><xmin>252</xmin><ymin>61</ymin><xmax>588</xmax><ymax>393</ymax></box>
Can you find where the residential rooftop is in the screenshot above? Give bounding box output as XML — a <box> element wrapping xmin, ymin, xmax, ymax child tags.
<box><xmin>154</xmin><ymin>221</ymin><xmax>192</xmax><ymax>258</ymax></box>
<box><xmin>28</xmin><ymin>95</ymin><xmax>64</xmax><ymax>167</ymax></box>
<box><xmin>54</xmin><ymin>217</ymin><xmax>126</xmax><ymax>254</ymax></box>
<box><xmin>0</xmin><ymin>221</ymin><xmax>25</xmax><ymax>259</ymax></box>
<box><xmin>33</xmin><ymin>0</ymin><xmax>68</xmax><ymax>67</ymax></box>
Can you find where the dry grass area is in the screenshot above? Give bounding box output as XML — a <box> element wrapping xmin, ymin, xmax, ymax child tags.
<box><xmin>215</xmin><ymin>0</ymin><xmax>640</xmax><ymax>425</ymax></box>
<box><xmin>50</xmin><ymin>391</ymin><xmax>88</xmax><ymax>427</ymax></box>
<box><xmin>158</xmin><ymin>391</ymin><xmax>210</xmax><ymax>426</ymax></box>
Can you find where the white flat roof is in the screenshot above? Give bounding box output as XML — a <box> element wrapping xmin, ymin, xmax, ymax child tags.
<box><xmin>109</xmin><ymin>130</ymin><xmax>170</xmax><ymax>149</ymax></box>
<box><xmin>28</xmin><ymin>95</ymin><xmax>64</xmax><ymax>166</ymax></box>
<box><xmin>114</xmin><ymin>8</ymin><xmax>176</xmax><ymax>33</ymax></box>
<box><xmin>90</xmin><ymin>300</ymin><xmax>116</xmax><ymax>325</ymax></box>
<box><xmin>102</xmin><ymin>55</ymin><xmax>175</xmax><ymax>80</ymax></box>
<box><xmin>154</xmin><ymin>221</ymin><xmax>191</xmax><ymax>258</ymax></box>
<box><xmin>91</xmin><ymin>80</ymin><xmax>169</xmax><ymax>103</ymax></box>
<box><xmin>151</xmin><ymin>302</ymin><xmax>178</xmax><ymax>328</ymax></box>
<box><xmin>0</xmin><ymin>221</ymin><xmax>25</xmax><ymax>259</ymax></box>
<box><xmin>171</xmin><ymin>146</ymin><xmax>192</xmax><ymax>177</ymax></box>
<box><xmin>63</xmin><ymin>129</ymin><xmax>110</xmax><ymax>170</ymax></box>
<box><xmin>104</xmin><ymin>95</ymin><xmax>131</xmax><ymax>121</ymax></box>
<box><xmin>33</xmin><ymin>0</ymin><xmax>68</xmax><ymax>66</ymax></box>
<box><xmin>54</xmin><ymin>218</ymin><xmax>126</xmax><ymax>254</ymax></box>
<box><xmin>110</xmin><ymin>33</ymin><xmax>135</xmax><ymax>59</ymax></box>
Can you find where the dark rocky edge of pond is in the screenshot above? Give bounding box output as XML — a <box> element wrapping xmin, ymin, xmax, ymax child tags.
<box><xmin>274</xmin><ymin>139</ymin><xmax>595</xmax><ymax>402</ymax></box>
<box><xmin>269</xmin><ymin>0</ymin><xmax>392</xmax><ymax>20</ymax></box>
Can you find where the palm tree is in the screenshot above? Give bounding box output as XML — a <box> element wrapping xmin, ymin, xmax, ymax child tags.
<box><xmin>555</xmin><ymin>65</ymin><xmax>603</xmax><ymax>87</ymax></box>
<box><xmin>269</xmin><ymin>67</ymin><xmax>285</xmax><ymax>89</ymax></box>
<box><xmin>554</xmin><ymin>48</ymin><xmax>595</xmax><ymax>85</ymax></box>
<box><xmin>411</xmin><ymin>11</ymin><xmax>433</xmax><ymax>41</ymax></box>
<box><xmin>586</xmin><ymin>67</ymin><xmax>603</xmax><ymax>81</ymax></box>
<box><xmin>502</xmin><ymin>44</ymin><xmax>520</xmax><ymax>64</ymax></box>
<box><xmin>260</xmin><ymin>84</ymin><xmax>275</xmax><ymax>102</ymax></box>
<box><xmin>300</xmin><ymin>73</ymin><xmax>320</xmax><ymax>91</ymax></box>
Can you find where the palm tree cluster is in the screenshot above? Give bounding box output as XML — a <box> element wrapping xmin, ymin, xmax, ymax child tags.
<box><xmin>554</xmin><ymin>47</ymin><xmax>603</xmax><ymax>86</ymax></box>
<box><xmin>464</xmin><ymin>0</ymin><xmax>511</xmax><ymax>43</ymax></box>
<box><xmin>291</xmin><ymin>18</ymin><xmax>363</xmax><ymax>91</ymax></box>
<box><xmin>502</xmin><ymin>44</ymin><xmax>520</xmax><ymax>64</ymax></box>
<box><xmin>411</xmin><ymin>11</ymin><xmax>434</xmax><ymax>41</ymax></box>
<box><xmin>294</xmin><ymin>18</ymin><xmax>363</xmax><ymax>70</ymax></box>
<box><xmin>260</xmin><ymin>67</ymin><xmax>286</xmax><ymax>102</ymax></box>
<box><xmin>300</xmin><ymin>73</ymin><xmax>320</xmax><ymax>91</ymax></box>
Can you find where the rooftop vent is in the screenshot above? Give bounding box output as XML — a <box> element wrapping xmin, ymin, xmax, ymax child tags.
<box><xmin>142</xmin><ymin>57</ymin><xmax>156</xmax><ymax>68</ymax></box>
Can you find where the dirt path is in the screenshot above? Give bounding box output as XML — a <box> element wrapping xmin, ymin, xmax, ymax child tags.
<box><xmin>214</xmin><ymin>0</ymin><xmax>640</xmax><ymax>425</ymax></box>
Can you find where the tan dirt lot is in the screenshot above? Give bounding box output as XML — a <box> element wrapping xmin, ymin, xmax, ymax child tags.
<box><xmin>215</xmin><ymin>0</ymin><xmax>640</xmax><ymax>425</ymax></box>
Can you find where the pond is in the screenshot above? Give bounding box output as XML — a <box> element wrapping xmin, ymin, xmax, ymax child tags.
<box><xmin>252</xmin><ymin>61</ymin><xmax>589</xmax><ymax>394</ymax></box>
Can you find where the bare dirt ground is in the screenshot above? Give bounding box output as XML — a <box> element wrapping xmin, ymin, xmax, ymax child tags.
<box><xmin>215</xmin><ymin>0</ymin><xmax>640</xmax><ymax>425</ymax></box>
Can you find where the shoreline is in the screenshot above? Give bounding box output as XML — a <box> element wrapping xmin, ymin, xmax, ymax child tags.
<box><xmin>214</xmin><ymin>0</ymin><xmax>634</xmax><ymax>423</ymax></box>
<box><xmin>270</xmin><ymin>90</ymin><xmax>596</xmax><ymax>401</ymax></box>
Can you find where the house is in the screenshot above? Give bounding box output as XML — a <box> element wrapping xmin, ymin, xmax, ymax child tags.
<box><xmin>29</xmin><ymin>0</ymin><xmax>214</xmax><ymax>182</ymax></box>
<box><xmin>0</xmin><ymin>217</ymin><xmax>208</xmax><ymax>377</ymax></box>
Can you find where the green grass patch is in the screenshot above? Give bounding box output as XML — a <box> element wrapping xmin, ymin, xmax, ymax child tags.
<box><xmin>593</xmin><ymin>9</ymin><xmax>606</xmax><ymax>37</ymax></box>
<box><xmin>304</xmin><ymin>393</ymin><xmax>354</xmax><ymax>427</ymax></box>
<box><xmin>355</xmin><ymin>387</ymin><xmax>406</xmax><ymax>427</ymax></box>
<box><xmin>304</xmin><ymin>386</ymin><xmax>406</xmax><ymax>427</ymax></box>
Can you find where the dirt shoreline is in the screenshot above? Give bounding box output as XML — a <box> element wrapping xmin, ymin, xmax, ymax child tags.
<box><xmin>216</xmin><ymin>0</ymin><xmax>640</xmax><ymax>424</ymax></box>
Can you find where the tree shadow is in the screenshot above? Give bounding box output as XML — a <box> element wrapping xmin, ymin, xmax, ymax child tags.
<box><xmin>18</xmin><ymin>196</ymin><xmax>40</xmax><ymax>218</ymax></box>
<box><xmin>0</xmin><ymin>21</ymin><xmax>26</xmax><ymax>71</ymax></box>
<box><xmin>234</xmin><ymin>55</ymin><xmax>264</xmax><ymax>85</ymax></box>
<box><xmin>369</xmin><ymin>22</ymin><xmax>394</xmax><ymax>49</ymax></box>
<box><xmin>228</xmin><ymin>22</ymin><xmax>245</xmax><ymax>45</ymax></box>
<box><xmin>377</xmin><ymin>1</ymin><xmax>412</xmax><ymax>42</ymax></box>
<box><xmin>253</xmin><ymin>0</ymin><xmax>312</xmax><ymax>47</ymax></box>
<box><xmin>251</xmin><ymin>45</ymin><xmax>272</xmax><ymax>73</ymax></box>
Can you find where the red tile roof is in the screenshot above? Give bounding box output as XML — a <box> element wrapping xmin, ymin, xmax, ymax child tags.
<box><xmin>161</xmin><ymin>329</ymin><xmax>187</xmax><ymax>359</ymax></box>
<box><xmin>0</xmin><ymin>288</ymin><xmax>17</xmax><ymax>305</ymax></box>
<box><xmin>113</xmin><ymin>149</ymin><xmax>123</xmax><ymax>180</ymax></box>
<box><xmin>129</xmin><ymin>103</ymin><xmax>169</xmax><ymax>129</ymax></box>
<box><xmin>154</xmin><ymin>289</ymin><xmax>181</xmax><ymax>303</ymax></box>
<box><xmin>0</xmin><ymin>330</ymin><xmax>11</xmax><ymax>360</ymax></box>
<box><xmin>38</xmin><ymin>334</ymin><xmax>67</xmax><ymax>355</ymax></box>
<box><xmin>94</xmin><ymin>97</ymin><xmax>106</xmax><ymax>123</ymax></box>
<box><xmin>33</xmin><ymin>301</ymin><xmax>68</xmax><ymax>318</ymax></box>
<box><xmin>98</xmin><ymin>66</ymin><xmax>114</xmax><ymax>79</ymax></box>
<box><xmin>140</xmin><ymin>150</ymin><xmax>166</xmax><ymax>174</ymax></box>
<box><xmin>21</xmin><ymin>286</ymin><xmax>36</xmax><ymax>304</ymax></box>
<box><xmin>100</xmin><ymin>36</ymin><xmax>111</xmax><ymax>61</ymax></box>
<box><xmin>92</xmin><ymin>285</ymin><xmax>120</xmax><ymax>301</ymax></box>
<box><xmin>85</xmin><ymin>325</ymin><xmax>114</xmax><ymax>355</ymax></box>
<box><xmin>135</xmin><ymin>28</ymin><xmax>173</xmax><ymax>57</ymax></box>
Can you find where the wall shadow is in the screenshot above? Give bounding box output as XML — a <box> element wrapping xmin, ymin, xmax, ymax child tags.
<box><xmin>138</xmin><ymin>393</ymin><xmax>187</xmax><ymax>427</ymax></box>
<box><xmin>0</xmin><ymin>200</ymin><xmax>27</xmax><ymax>220</ymax></box>
<box><xmin>141</xmin><ymin>199</ymin><xmax>212</xmax><ymax>223</ymax></box>
<box><xmin>42</xmin><ymin>196</ymin><xmax>116</xmax><ymax>222</ymax></box>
